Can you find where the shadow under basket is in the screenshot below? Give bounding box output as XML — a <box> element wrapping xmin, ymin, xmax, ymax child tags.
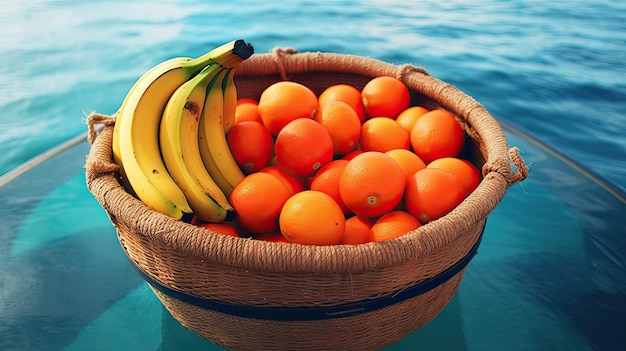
<box><xmin>85</xmin><ymin>49</ymin><xmax>527</xmax><ymax>351</ymax></box>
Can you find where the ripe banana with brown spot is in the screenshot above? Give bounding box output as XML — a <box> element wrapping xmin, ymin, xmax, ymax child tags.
<box><xmin>160</xmin><ymin>64</ymin><xmax>235</xmax><ymax>222</ymax></box>
<box><xmin>112</xmin><ymin>39</ymin><xmax>253</xmax><ymax>219</ymax></box>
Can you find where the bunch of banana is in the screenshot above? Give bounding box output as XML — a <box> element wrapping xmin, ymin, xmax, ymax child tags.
<box><xmin>112</xmin><ymin>39</ymin><xmax>254</xmax><ymax>222</ymax></box>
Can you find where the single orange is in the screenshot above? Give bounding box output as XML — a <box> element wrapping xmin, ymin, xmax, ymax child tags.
<box><xmin>227</xmin><ymin>121</ymin><xmax>275</xmax><ymax>174</ymax></box>
<box><xmin>410</xmin><ymin>109</ymin><xmax>466</xmax><ymax>164</ymax></box>
<box><xmin>396</xmin><ymin>105</ymin><xmax>429</xmax><ymax>132</ymax></box>
<box><xmin>342</xmin><ymin>215</ymin><xmax>374</xmax><ymax>245</ymax></box>
<box><xmin>403</xmin><ymin>168</ymin><xmax>465</xmax><ymax>224</ymax></box>
<box><xmin>313</xmin><ymin>101</ymin><xmax>361</xmax><ymax>156</ymax></box>
<box><xmin>229</xmin><ymin>172</ymin><xmax>292</xmax><ymax>234</ymax></box>
<box><xmin>369</xmin><ymin>210</ymin><xmax>421</xmax><ymax>242</ymax></box>
<box><xmin>360</xmin><ymin>117</ymin><xmax>410</xmax><ymax>152</ymax></box>
<box><xmin>361</xmin><ymin>76</ymin><xmax>411</xmax><ymax>119</ymax></box>
<box><xmin>339</xmin><ymin>151</ymin><xmax>406</xmax><ymax>218</ymax></box>
<box><xmin>254</xmin><ymin>231</ymin><xmax>289</xmax><ymax>243</ymax></box>
<box><xmin>259</xmin><ymin>165</ymin><xmax>306</xmax><ymax>196</ymax></box>
<box><xmin>274</xmin><ymin>118</ymin><xmax>334</xmax><ymax>177</ymax></box>
<box><xmin>196</xmin><ymin>222</ymin><xmax>241</xmax><ymax>237</ymax></box>
<box><xmin>309</xmin><ymin>159</ymin><xmax>351</xmax><ymax>216</ymax></box>
<box><xmin>385</xmin><ymin>149</ymin><xmax>427</xmax><ymax>181</ymax></box>
<box><xmin>279</xmin><ymin>190</ymin><xmax>345</xmax><ymax>245</ymax></box>
<box><xmin>318</xmin><ymin>83</ymin><xmax>367</xmax><ymax>123</ymax></box>
<box><xmin>257</xmin><ymin>81</ymin><xmax>318</xmax><ymax>135</ymax></box>
<box><xmin>427</xmin><ymin>157</ymin><xmax>481</xmax><ymax>197</ymax></box>
<box><xmin>235</xmin><ymin>98</ymin><xmax>262</xmax><ymax>125</ymax></box>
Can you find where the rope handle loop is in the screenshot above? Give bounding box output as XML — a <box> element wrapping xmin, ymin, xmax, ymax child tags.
<box><xmin>483</xmin><ymin>146</ymin><xmax>529</xmax><ymax>186</ymax></box>
<box><xmin>270</xmin><ymin>47</ymin><xmax>300</xmax><ymax>81</ymax></box>
<box><xmin>395</xmin><ymin>63</ymin><xmax>431</xmax><ymax>80</ymax></box>
<box><xmin>86</xmin><ymin>111</ymin><xmax>116</xmax><ymax>144</ymax></box>
<box><xmin>506</xmin><ymin>147</ymin><xmax>529</xmax><ymax>185</ymax></box>
<box><xmin>84</xmin><ymin>111</ymin><xmax>119</xmax><ymax>183</ymax></box>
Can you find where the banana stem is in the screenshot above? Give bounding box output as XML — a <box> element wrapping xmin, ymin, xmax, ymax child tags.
<box><xmin>189</xmin><ymin>39</ymin><xmax>254</xmax><ymax>70</ymax></box>
<box><xmin>233</xmin><ymin>39</ymin><xmax>255</xmax><ymax>60</ymax></box>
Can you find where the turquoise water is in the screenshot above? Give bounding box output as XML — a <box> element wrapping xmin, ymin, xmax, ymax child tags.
<box><xmin>2</xmin><ymin>128</ymin><xmax>625</xmax><ymax>350</ymax></box>
<box><xmin>1</xmin><ymin>0</ymin><xmax>625</xmax><ymax>195</ymax></box>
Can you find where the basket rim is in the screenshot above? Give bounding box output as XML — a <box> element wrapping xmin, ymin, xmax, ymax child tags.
<box><xmin>86</xmin><ymin>50</ymin><xmax>521</xmax><ymax>274</ymax></box>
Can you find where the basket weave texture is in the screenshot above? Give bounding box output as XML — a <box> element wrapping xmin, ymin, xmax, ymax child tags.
<box><xmin>85</xmin><ymin>49</ymin><xmax>527</xmax><ymax>351</ymax></box>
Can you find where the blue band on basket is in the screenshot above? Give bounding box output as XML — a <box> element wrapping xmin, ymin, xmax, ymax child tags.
<box><xmin>130</xmin><ymin>221</ymin><xmax>484</xmax><ymax>321</ymax></box>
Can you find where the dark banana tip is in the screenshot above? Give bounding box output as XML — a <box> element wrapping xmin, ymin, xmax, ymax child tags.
<box><xmin>181</xmin><ymin>212</ymin><xmax>195</xmax><ymax>223</ymax></box>
<box><xmin>233</xmin><ymin>39</ymin><xmax>254</xmax><ymax>60</ymax></box>
<box><xmin>225</xmin><ymin>209</ymin><xmax>237</xmax><ymax>222</ymax></box>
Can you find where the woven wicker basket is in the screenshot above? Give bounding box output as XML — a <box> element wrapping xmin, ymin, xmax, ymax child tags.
<box><xmin>85</xmin><ymin>49</ymin><xmax>527</xmax><ymax>351</ymax></box>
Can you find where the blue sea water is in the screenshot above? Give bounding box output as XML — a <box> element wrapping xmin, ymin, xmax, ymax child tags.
<box><xmin>1</xmin><ymin>0</ymin><xmax>625</xmax><ymax>195</ymax></box>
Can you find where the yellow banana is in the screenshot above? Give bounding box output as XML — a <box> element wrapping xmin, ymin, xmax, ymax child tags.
<box><xmin>222</xmin><ymin>68</ymin><xmax>238</xmax><ymax>134</ymax></box>
<box><xmin>197</xmin><ymin>72</ymin><xmax>233</xmax><ymax>195</ymax></box>
<box><xmin>121</xmin><ymin>172</ymin><xmax>185</xmax><ymax>219</ymax></box>
<box><xmin>112</xmin><ymin>56</ymin><xmax>191</xmax><ymax>200</ymax></box>
<box><xmin>160</xmin><ymin>64</ymin><xmax>235</xmax><ymax>223</ymax></box>
<box><xmin>113</xmin><ymin>57</ymin><xmax>195</xmax><ymax>218</ymax></box>
<box><xmin>198</xmin><ymin>68</ymin><xmax>246</xmax><ymax>197</ymax></box>
<box><xmin>112</xmin><ymin>40</ymin><xmax>253</xmax><ymax>219</ymax></box>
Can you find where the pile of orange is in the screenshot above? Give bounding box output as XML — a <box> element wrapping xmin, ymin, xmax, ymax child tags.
<box><xmin>193</xmin><ymin>77</ymin><xmax>482</xmax><ymax>245</ymax></box>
